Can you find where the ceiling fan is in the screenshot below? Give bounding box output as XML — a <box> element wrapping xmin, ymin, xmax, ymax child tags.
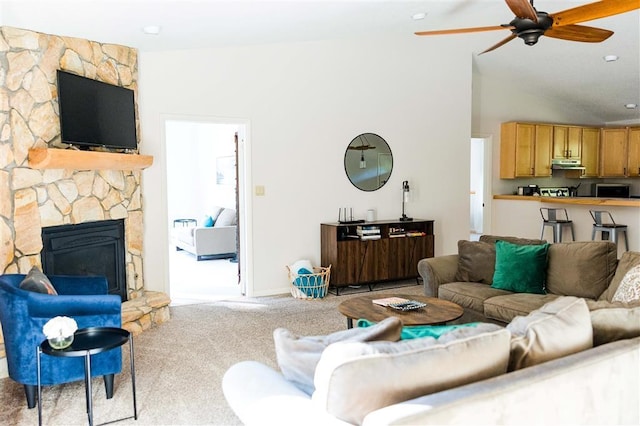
<box><xmin>415</xmin><ymin>0</ymin><xmax>640</xmax><ymax>54</ymax></box>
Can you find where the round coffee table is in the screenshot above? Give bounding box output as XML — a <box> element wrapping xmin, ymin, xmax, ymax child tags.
<box><xmin>338</xmin><ymin>294</ymin><xmax>464</xmax><ymax>328</ymax></box>
<box><xmin>36</xmin><ymin>327</ymin><xmax>137</xmax><ymax>426</ymax></box>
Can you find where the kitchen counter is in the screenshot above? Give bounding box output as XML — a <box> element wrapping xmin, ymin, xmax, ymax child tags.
<box><xmin>493</xmin><ymin>195</ymin><xmax>640</xmax><ymax>207</ymax></box>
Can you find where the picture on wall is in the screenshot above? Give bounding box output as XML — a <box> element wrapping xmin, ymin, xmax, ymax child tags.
<box><xmin>216</xmin><ymin>155</ymin><xmax>235</xmax><ymax>185</ymax></box>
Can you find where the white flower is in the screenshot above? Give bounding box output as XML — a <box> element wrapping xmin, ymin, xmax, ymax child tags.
<box><xmin>43</xmin><ymin>316</ymin><xmax>78</xmax><ymax>339</ymax></box>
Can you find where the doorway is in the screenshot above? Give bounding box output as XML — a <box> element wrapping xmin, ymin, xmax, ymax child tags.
<box><xmin>165</xmin><ymin>119</ymin><xmax>245</xmax><ymax>304</ymax></box>
<box><xmin>470</xmin><ymin>136</ymin><xmax>492</xmax><ymax>240</ymax></box>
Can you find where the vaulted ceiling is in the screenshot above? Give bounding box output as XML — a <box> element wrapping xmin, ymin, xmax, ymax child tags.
<box><xmin>2</xmin><ymin>1</ymin><xmax>638</xmax><ymax>123</ymax></box>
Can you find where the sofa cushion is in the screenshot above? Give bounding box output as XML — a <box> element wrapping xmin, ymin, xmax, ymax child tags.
<box><xmin>491</xmin><ymin>241</ymin><xmax>549</xmax><ymax>294</ymax></box>
<box><xmin>214</xmin><ymin>208</ymin><xmax>237</xmax><ymax>227</ymax></box>
<box><xmin>600</xmin><ymin>251</ymin><xmax>640</xmax><ymax>302</ymax></box>
<box><xmin>439</xmin><ymin>281</ymin><xmax>511</xmax><ymax>314</ymax></box>
<box><xmin>312</xmin><ymin>324</ymin><xmax>510</xmax><ymax>425</ymax></box>
<box><xmin>455</xmin><ymin>240</ymin><xmax>496</xmax><ymax>284</ymax></box>
<box><xmin>19</xmin><ymin>266</ymin><xmax>57</xmax><ymax>295</ymax></box>
<box><xmin>272</xmin><ymin>317</ymin><xmax>402</xmax><ymax>395</ymax></box>
<box><xmin>587</xmin><ymin>300</ymin><xmax>640</xmax><ymax>346</ymax></box>
<box><xmin>546</xmin><ymin>241</ymin><xmax>618</xmax><ymax>299</ymax></box>
<box><xmin>506</xmin><ymin>296</ymin><xmax>592</xmax><ymax>371</ymax></box>
<box><xmin>484</xmin><ymin>293</ymin><xmax>560</xmax><ymax>324</ymax></box>
<box><xmin>203</xmin><ymin>215</ymin><xmax>214</xmax><ymax>227</ymax></box>
<box><xmin>612</xmin><ymin>265</ymin><xmax>640</xmax><ymax>303</ymax></box>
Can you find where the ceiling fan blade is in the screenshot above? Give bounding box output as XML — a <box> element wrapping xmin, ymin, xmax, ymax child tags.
<box><xmin>479</xmin><ymin>33</ymin><xmax>517</xmax><ymax>55</ymax></box>
<box><xmin>505</xmin><ymin>0</ymin><xmax>538</xmax><ymax>21</ymax></box>
<box><xmin>545</xmin><ymin>24</ymin><xmax>614</xmax><ymax>42</ymax></box>
<box><xmin>552</xmin><ymin>0</ymin><xmax>640</xmax><ymax>27</ymax></box>
<box><xmin>415</xmin><ymin>25</ymin><xmax>512</xmax><ymax>36</ymax></box>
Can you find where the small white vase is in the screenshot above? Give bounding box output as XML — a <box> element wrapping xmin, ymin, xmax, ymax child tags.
<box><xmin>48</xmin><ymin>334</ymin><xmax>74</xmax><ymax>350</ymax></box>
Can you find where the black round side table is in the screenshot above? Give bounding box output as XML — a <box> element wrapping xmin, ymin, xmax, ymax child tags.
<box><xmin>36</xmin><ymin>326</ymin><xmax>137</xmax><ymax>426</ymax></box>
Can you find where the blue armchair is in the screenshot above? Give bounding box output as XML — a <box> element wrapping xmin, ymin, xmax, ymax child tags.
<box><xmin>0</xmin><ymin>274</ymin><xmax>123</xmax><ymax>408</ymax></box>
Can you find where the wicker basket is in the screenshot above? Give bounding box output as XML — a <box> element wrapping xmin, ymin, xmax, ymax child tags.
<box><xmin>287</xmin><ymin>265</ymin><xmax>331</xmax><ymax>299</ymax></box>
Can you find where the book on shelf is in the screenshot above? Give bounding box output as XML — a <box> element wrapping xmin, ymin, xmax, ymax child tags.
<box><xmin>372</xmin><ymin>297</ymin><xmax>409</xmax><ymax>307</ymax></box>
<box><xmin>406</xmin><ymin>231</ymin><xmax>427</xmax><ymax>237</ymax></box>
<box><xmin>360</xmin><ymin>234</ymin><xmax>381</xmax><ymax>240</ymax></box>
<box><xmin>357</xmin><ymin>228</ymin><xmax>381</xmax><ymax>235</ymax></box>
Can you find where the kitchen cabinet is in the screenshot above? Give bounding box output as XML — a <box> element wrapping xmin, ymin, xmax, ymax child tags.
<box><xmin>628</xmin><ymin>127</ymin><xmax>640</xmax><ymax>177</ymax></box>
<box><xmin>600</xmin><ymin>128</ymin><xmax>629</xmax><ymax>177</ymax></box>
<box><xmin>500</xmin><ymin>122</ymin><xmax>552</xmax><ymax>178</ymax></box>
<box><xmin>580</xmin><ymin>127</ymin><xmax>600</xmax><ymax>177</ymax></box>
<box><xmin>553</xmin><ymin>126</ymin><xmax>581</xmax><ymax>160</ymax></box>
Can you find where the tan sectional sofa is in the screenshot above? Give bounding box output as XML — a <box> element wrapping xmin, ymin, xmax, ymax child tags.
<box><xmin>223</xmin><ymin>295</ymin><xmax>640</xmax><ymax>425</ymax></box>
<box><xmin>417</xmin><ymin>235</ymin><xmax>638</xmax><ymax>325</ymax></box>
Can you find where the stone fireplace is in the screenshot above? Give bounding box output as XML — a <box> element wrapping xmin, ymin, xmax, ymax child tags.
<box><xmin>0</xmin><ymin>27</ymin><xmax>169</xmax><ymax>377</ymax></box>
<box><xmin>41</xmin><ymin>219</ymin><xmax>128</xmax><ymax>301</ymax></box>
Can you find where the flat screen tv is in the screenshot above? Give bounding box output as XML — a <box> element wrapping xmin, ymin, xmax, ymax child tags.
<box><xmin>57</xmin><ymin>70</ymin><xmax>138</xmax><ymax>150</ymax></box>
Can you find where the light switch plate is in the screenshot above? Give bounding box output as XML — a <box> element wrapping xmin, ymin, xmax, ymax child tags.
<box><xmin>255</xmin><ymin>185</ymin><xmax>265</xmax><ymax>196</ymax></box>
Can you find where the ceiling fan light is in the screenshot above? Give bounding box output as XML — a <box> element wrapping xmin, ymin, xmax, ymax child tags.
<box><xmin>519</xmin><ymin>29</ymin><xmax>543</xmax><ymax>46</ymax></box>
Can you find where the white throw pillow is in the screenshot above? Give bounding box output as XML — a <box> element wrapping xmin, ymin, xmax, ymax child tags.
<box><xmin>612</xmin><ymin>265</ymin><xmax>640</xmax><ymax>303</ymax></box>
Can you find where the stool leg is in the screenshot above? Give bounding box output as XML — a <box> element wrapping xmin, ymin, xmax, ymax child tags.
<box><xmin>569</xmin><ymin>224</ymin><xmax>575</xmax><ymax>241</ymax></box>
<box><xmin>540</xmin><ymin>224</ymin><xmax>545</xmax><ymax>240</ymax></box>
<box><xmin>611</xmin><ymin>231</ymin><xmax>617</xmax><ymax>246</ymax></box>
<box><xmin>623</xmin><ymin>231</ymin><xmax>629</xmax><ymax>251</ymax></box>
<box><xmin>591</xmin><ymin>227</ymin><xmax>596</xmax><ymax>241</ymax></box>
<box><xmin>554</xmin><ymin>224</ymin><xmax>560</xmax><ymax>242</ymax></box>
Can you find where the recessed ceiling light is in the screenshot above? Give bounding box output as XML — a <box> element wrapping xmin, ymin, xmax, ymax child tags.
<box><xmin>412</xmin><ymin>12</ymin><xmax>427</xmax><ymax>20</ymax></box>
<box><xmin>603</xmin><ymin>55</ymin><xmax>618</xmax><ymax>62</ymax></box>
<box><xmin>625</xmin><ymin>103</ymin><xmax>638</xmax><ymax>109</ymax></box>
<box><xmin>142</xmin><ymin>25</ymin><xmax>161</xmax><ymax>35</ymax></box>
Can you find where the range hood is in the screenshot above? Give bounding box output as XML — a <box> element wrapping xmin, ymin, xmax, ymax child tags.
<box><xmin>551</xmin><ymin>159</ymin><xmax>585</xmax><ymax>170</ymax></box>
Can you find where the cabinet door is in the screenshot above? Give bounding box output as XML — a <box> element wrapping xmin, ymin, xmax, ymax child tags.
<box><xmin>600</xmin><ymin>128</ymin><xmax>628</xmax><ymax>177</ymax></box>
<box><xmin>357</xmin><ymin>239</ymin><xmax>389</xmax><ymax>283</ymax></box>
<box><xmin>628</xmin><ymin>127</ymin><xmax>640</xmax><ymax>177</ymax></box>
<box><xmin>533</xmin><ymin>125</ymin><xmax>552</xmax><ymax>177</ymax></box>
<box><xmin>581</xmin><ymin>127</ymin><xmax>600</xmax><ymax>177</ymax></box>
<box><xmin>553</xmin><ymin>126</ymin><xmax>568</xmax><ymax>159</ymax></box>
<box><xmin>514</xmin><ymin>124</ymin><xmax>535</xmax><ymax>177</ymax></box>
<box><xmin>566</xmin><ymin>127</ymin><xmax>582</xmax><ymax>160</ymax></box>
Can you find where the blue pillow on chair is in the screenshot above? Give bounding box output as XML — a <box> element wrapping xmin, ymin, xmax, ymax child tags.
<box><xmin>203</xmin><ymin>216</ymin><xmax>214</xmax><ymax>227</ymax></box>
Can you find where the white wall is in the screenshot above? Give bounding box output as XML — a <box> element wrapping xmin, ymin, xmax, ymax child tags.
<box><xmin>138</xmin><ymin>35</ymin><xmax>473</xmax><ymax>296</ymax></box>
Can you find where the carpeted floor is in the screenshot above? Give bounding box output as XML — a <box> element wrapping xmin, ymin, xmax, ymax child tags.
<box><xmin>0</xmin><ymin>282</ymin><xmax>423</xmax><ymax>425</ymax></box>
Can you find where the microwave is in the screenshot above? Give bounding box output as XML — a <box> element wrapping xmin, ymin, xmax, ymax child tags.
<box><xmin>592</xmin><ymin>183</ymin><xmax>630</xmax><ymax>198</ymax></box>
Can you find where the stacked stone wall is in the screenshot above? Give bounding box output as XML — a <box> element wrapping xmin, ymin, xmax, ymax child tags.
<box><xmin>0</xmin><ymin>27</ymin><xmax>147</xmax><ymax>371</ymax></box>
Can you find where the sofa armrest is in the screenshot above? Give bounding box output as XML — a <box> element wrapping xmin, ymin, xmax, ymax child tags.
<box><xmin>193</xmin><ymin>226</ymin><xmax>237</xmax><ymax>255</ymax></box>
<box><xmin>223</xmin><ymin>361</ymin><xmax>350</xmax><ymax>426</ymax></box>
<box><xmin>27</xmin><ymin>292</ymin><xmax>122</xmax><ymax>321</ymax></box>
<box><xmin>418</xmin><ymin>255</ymin><xmax>459</xmax><ymax>297</ymax></box>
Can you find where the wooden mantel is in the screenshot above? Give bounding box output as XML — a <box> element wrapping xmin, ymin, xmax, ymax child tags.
<box><xmin>28</xmin><ymin>148</ymin><xmax>153</xmax><ymax>170</ymax></box>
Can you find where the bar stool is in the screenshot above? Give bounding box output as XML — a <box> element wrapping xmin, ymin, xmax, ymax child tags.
<box><xmin>589</xmin><ymin>210</ymin><xmax>629</xmax><ymax>251</ymax></box>
<box><xmin>540</xmin><ymin>208</ymin><xmax>575</xmax><ymax>242</ymax></box>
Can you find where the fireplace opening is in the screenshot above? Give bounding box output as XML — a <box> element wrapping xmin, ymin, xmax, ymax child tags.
<box><xmin>41</xmin><ymin>219</ymin><xmax>127</xmax><ymax>301</ymax></box>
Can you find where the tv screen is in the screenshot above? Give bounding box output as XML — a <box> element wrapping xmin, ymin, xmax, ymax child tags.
<box><xmin>57</xmin><ymin>70</ymin><xmax>138</xmax><ymax>150</ymax></box>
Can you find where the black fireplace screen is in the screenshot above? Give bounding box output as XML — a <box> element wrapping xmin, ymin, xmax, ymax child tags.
<box><xmin>41</xmin><ymin>219</ymin><xmax>127</xmax><ymax>301</ymax></box>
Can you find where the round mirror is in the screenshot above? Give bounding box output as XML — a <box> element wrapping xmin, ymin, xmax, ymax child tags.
<box><xmin>344</xmin><ymin>133</ymin><xmax>393</xmax><ymax>191</ymax></box>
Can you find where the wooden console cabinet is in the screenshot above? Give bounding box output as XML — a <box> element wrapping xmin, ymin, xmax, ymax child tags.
<box><xmin>321</xmin><ymin>219</ymin><xmax>434</xmax><ymax>292</ymax></box>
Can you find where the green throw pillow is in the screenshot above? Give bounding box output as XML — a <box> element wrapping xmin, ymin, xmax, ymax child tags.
<box><xmin>357</xmin><ymin>319</ymin><xmax>481</xmax><ymax>340</ymax></box>
<box><xmin>491</xmin><ymin>240</ymin><xmax>549</xmax><ymax>294</ymax></box>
